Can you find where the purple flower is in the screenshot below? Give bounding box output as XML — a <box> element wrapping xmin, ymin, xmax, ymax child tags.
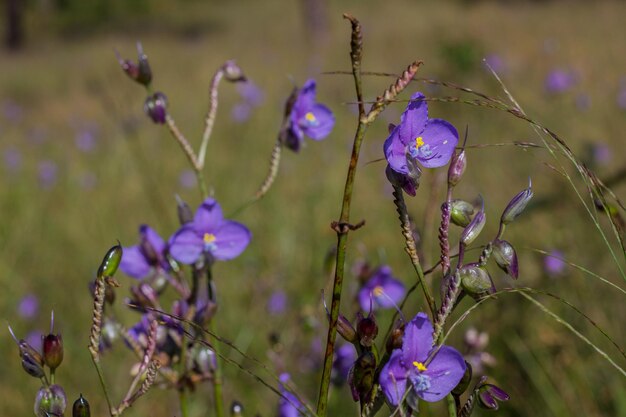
<box><xmin>237</xmin><ymin>81</ymin><xmax>264</xmax><ymax>107</ymax></box>
<box><xmin>284</xmin><ymin>79</ymin><xmax>335</xmax><ymax>152</ymax></box>
<box><xmin>3</xmin><ymin>148</ymin><xmax>22</xmax><ymax>173</ymax></box>
<box><xmin>383</xmin><ymin>92</ymin><xmax>458</xmax><ymax>195</ymax></box>
<box><xmin>267</xmin><ymin>290</ymin><xmax>287</xmax><ymax>315</ymax></box>
<box><xmin>18</xmin><ymin>294</ymin><xmax>39</xmax><ymax>319</ymax></box>
<box><xmin>379</xmin><ymin>312</ymin><xmax>466</xmax><ymax>406</ymax></box>
<box><xmin>75</xmin><ymin>128</ymin><xmax>98</xmax><ymax>153</ymax></box>
<box><xmin>544</xmin><ymin>69</ymin><xmax>576</xmax><ymax>94</ymax></box>
<box><xmin>277</xmin><ymin>373</ymin><xmax>304</xmax><ymax>417</ymax></box>
<box><xmin>358</xmin><ymin>266</ymin><xmax>405</xmax><ymax>312</ymax></box>
<box><xmin>484</xmin><ymin>53</ymin><xmax>506</xmax><ymax>74</ymax></box>
<box><xmin>231</xmin><ymin>103</ymin><xmax>252</xmax><ymax>123</ymax></box>
<box><xmin>178</xmin><ymin>169</ymin><xmax>197</xmax><ymax>189</ymax></box>
<box><xmin>544</xmin><ymin>250</ymin><xmax>566</xmax><ymax>277</ymax></box>
<box><xmin>332</xmin><ymin>343</ymin><xmax>357</xmax><ymax>385</ymax></box>
<box><xmin>38</xmin><ymin>160</ymin><xmax>58</xmax><ymax>190</ymax></box>
<box><xmin>121</xmin><ymin>225</ymin><xmax>170</xmax><ymax>279</ymax></box>
<box><xmin>169</xmin><ymin>198</ymin><xmax>251</xmax><ymax>264</ymax></box>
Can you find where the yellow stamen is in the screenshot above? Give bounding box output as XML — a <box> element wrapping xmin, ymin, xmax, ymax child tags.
<box><xmin>203</xmin><ymin>233</ymin><xmax>216</xmax><ymax>244</ymax></box>
<box><xmin>305</xmin><ymin>112</ymin><xmax>316</xmax><ymax>122</ymax></box>
<box><xmin>372</xmin><ymin>285</ymin><xmax>384</xmax><ymax>297</ymax></box>
<box><xmin>415</xmin><ymin>136</ymin><xmax>424</xmax><ymax>149</ymax></box>
<box><xmin>413</xmin><ymin>361</ymin><xmax>428</xmax><ymax>372</ymax></box>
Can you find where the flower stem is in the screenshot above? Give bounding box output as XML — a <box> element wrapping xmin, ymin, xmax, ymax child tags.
<box><xmin>198</xmin><ymin>67</ymin><xmax>225</xmax><ymax>169</ymax></box>
<box><xmin>446</xmin><ymin>393</ymin><xmax>457</xmax><ymax>417</ymax></box>
<box><xmin>206</xmin><ymin>267</ymin><xmax>224</xmax><ymax>417</ymax></box>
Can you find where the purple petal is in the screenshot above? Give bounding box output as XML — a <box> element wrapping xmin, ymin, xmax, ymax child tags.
<box><xmin>397</xmin><ymin>92</ymin><xmax>428</xmax><ymax>145</ymax></box>
<box><xmin>120</xmin><ymin>245</ymin><xmax>151</xmax><ymax>279</ymax></box>
<box><xmin>299</xmin><ymin>103</ymin><xmax>335</xmax><ymax>140</ymax></box>
<box><xmin>140</xmin><ymin>224</ymin><xmax>166</xmax><ymax>254</ymax></box>
<box><xmin>384</xmin><ymin>126</ymin><xmax>409</xmax><ymax>174</ymax></box>
<box><xmin>374</xmin><ymin>278</ymin><xmax>405</xmax><ymax>308</ymax></box>
<box><xmin>211</xmin><ymin>220</ymin><xmax>252</xmax><ymax>260</ymax></box>
<box><xmin>284</xmin><ymin>124</ymin><xmax>304</xmax><ymax>152</ymax></box>
<box><xmin>169</xmin><ymin>226</ymin><xmax>203</xmax><ymax>264</ymax></box>
<box><xmin>420</xmin><ymin>346</ymin><xmax>466</xmax><ymax>402</ymax></box>
<box><xmin>415</xmin><ymin>119</ymin><xmax>458</xmax><ymax>168</ymax></box>
<box><xmin>293</xmin><ymin>79</ymin><xmax>317</xmax><ymax>115</ymax></box>
<box><xmin>379</xmin><ymin>350</ymin><xmax>408</xmax><ymax>406</ymax></box>
<box><xmin>402</xmin><ymin>312</ymin><xmax>434</xmax><ymax>364</ymax></box>
<box><xmin>193</xmin><ymin>198</ymin><xmax>224</xmax><ymax>234</ymax></box>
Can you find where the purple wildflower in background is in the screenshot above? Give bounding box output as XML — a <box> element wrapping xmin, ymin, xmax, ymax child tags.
<box><xmin>617</xmin><ymin>85</ymin><xmax>626</xmax><ymax>110</ymax></box>
<box><xmin>26</xmin><ymin>330</ymin><xmax>43</xmax><ymax>353</ymax></box>
<box><xmin>38</xmin><ymin>160</ymin><xmax>58</xmax><ymax>190</ymax></box>
<box><xmin>231</xmin><ymin>103</ymin><xmax>252</xmax><ymax>123</ymax></box>
<box><xmin>284</xmin><ymin>79</ymin><xmax>335</xmax><ymax>151</ymax></box>
<box><xmin>178</xmin><ymin>169</ymin><xmax>197</xmax><ymax>189</ymax></box>
<box><xmin>484</xmin><ymin>53</ymin><xmax>506</xmax><ymax>74</ymax></box>
<box><xmin>2</xmin><ymin>99</ymin><xmax>23</xmax><ymax>123</ymax></box>
<box><xmin>75</xmin><ymin>127</ymin><xmax>98</xmax><ymax>153</ymax></box>
<box><xmin>384</xmin><ymin>92</ymin><xmax>458</xmax><ymax>195</ymax></box>
<box><xmin>332</xmin><ymin>343</ymin><xmax>357</xmax><ymax>385</ymax></box>
<box><xmin>379</xmin><ymin>312</ymin><xmax>465</xmax><ymax>407</ymax></box>
<box><xmin>237</xmin><ymin>81</ymin><xmax>265</xmax><ymax>107</ymax></box>
<box><xmin>592</xmin><ymin>142</ymin><xmax>611</xmax><ymax>165</ymax></box>
<box><xmin>3</xmin><ymin>148</ymin><xmax>22</xmax><ymax>173</ymax></box>
<box><xmin>277</xmin><ymin>373</ymin><xmax>304</xmax><ymax>417</ymax></box>
<box><xmin>267</xmin><ymin>290</ymin><xmax>287</xmax><ymax>315</ymax></box>
<box><xmin>544</xmin><ymin>69</ymin><xmax>576</xmax><ymax>94</ymax></box>
<box><xmin>18</xmin><ymin>294</ymin><xmax>39</xmax><ymax>320</ymax></box>
<box><xmin>169</xmin><ymin>198</ymin><xmax>251</xmax><ymax>264</ymax></box>
<box><xmin>358</xmin><ymin>266</ymin><xmax>405</xmax><ymax>312</ymax></box>
<box><xmin>544</xmin><ymin>250</ymin><xmax>566</xmax><ymax>277</ymax></box>
<box><xmin>121</xmin><ymin>225</ymin><xmax>170</xmax><ymax>279</ymax></box>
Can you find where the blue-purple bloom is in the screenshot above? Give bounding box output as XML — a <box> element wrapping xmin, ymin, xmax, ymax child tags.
<box><xmin>358</xmin><ymin>266</ymin><xmax>405</xmax><ymax>312</ymax></box>
<box><xmin>277</xmin><ymin>373</ymin><xmax>304</xmax><ymax>417</ymax></box>
<box><xmin>169</xmin><ymin>198</ymin><xmax>251</xmax><ymax>264</ymax></box>
<box><xmin>544</xmin><ymin>250</ymin><xmax>566</xmax><ymax>277</ymax></box>
<box><xmin>384</xmin><ymin>92</ymin><xmax>458</xmax><ymax>196</ymax></box>
<box><xmin>38</xmin><ymin>160</ymin><xmax>58</xmax><ymax>190</ymax></box>
<box><xmin>544</xmin><ymin>69</ymin><xmax>576</xmax><ymax>94</ymax></box>
<box><xmin>120</xmin><ymin>225</ymin><xmax>170</xmax><ymax>279</ymax></box>
<box><xmin>178</xmin><ymin>169</ymin><xmax>197</xmax><ymax>189</ymax></box>
<box><xmin>332</xmin><ymin>343</ymin><xmax>357</xmax><ymax>385</ymax></box>
<box><xmin>284</xmin><ymin>79</ymin><xmax>335</xmax><ymax>152</ymax></box>
<box><xmin>3</xmin><ymin>148</ymin><xmax>22</xmax><ymax>173</ymax></box>
<box><xmin>379</xmin><ymin>312</ymin><xmax>466</xmax><ymax>407</ymax></box>
<box><xmin>267</xmin><ymin>290</ymin><xmax>288</xmax><ymax>315</ymax></box>
<box><xmin>18</xmin><ymin>294</ymin><xmax>39</xmax><ymax>320</ymax></box>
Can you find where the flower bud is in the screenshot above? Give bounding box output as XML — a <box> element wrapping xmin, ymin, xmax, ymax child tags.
<box><xmin>348</xmin><ymin>351</ymin><xmax>376</xmax><ymax>402</ymax></box>
<box><xmin>115</xmin><ymin>42</ymin><xmax>152</xmax><ymax>87</ymax></box>
<box><xmin>144</xmin><ymin>92</ymin><xmax>168</xmax><ymax>124</ymax></box>
<box><xmin>34</xmin><ymin>384</ymin><xmax>67</xmax><ymax>417</ymax></box>
<box><xmin>194</xmin><ymin>346</ymin><xmax>217</xmax><ymax>375</ymax></box>
<box><xmin>356</xmin><ymin>313</ymin><xmax>378</xmax><ymax>348</ymax></box>
<box><xmin>223</xmin><ymin>60</ymin><xmax>246</xmax><ymax>82</ymax></box>
<box><xmin>460</xmin><ymin>198</ymin><xmax>486</xmax><ymax>246</ymax></box>
<box><xmin>337</xmin><ymin>313</ymin><xmax>357</xmax><ymax>344</ymax></box>
<box><xmin>452</xmin><ymin>360</ymin><xmax>473</xmax><ymax>396</ymax></box>
<box><xmin>20</xmin><ymin>341</ymin><xmax>45</xmax><ymax>379</ymax></box>
<box><xmin>500</xmin><ymin>178</ymin><xmax>533</xmax><ymax>225</ymax></box>
<box><xmin>492</xmin><ymin>239</ymin><xmax>519</xmax><ymax>279</ymax></box>
<box><xmin>129</xmin><ymin>283</ymin><xmax>159</xmax><ymax>310</ymax></box>
<box><xmin>385</xmin><ymin>322</ymin><xmax>405</xmax><ymax>355</ymax></box>
<box><xmin>97</xmin><ymin>243</ymin><xmax>123</xmax><ymax>279</ymax></box>
<box><xmin>72</xmin><ymin>394</ymin><xmax>90</xmax><ymax>417</ymax></box>
<box><xmin>43</xmin><ymin>334</ymin><xmax>63</xmax><ymax>371</ymax></box>
<box><xmin>448</xmin><ymin>149</ymin><xmax>467</xmax><ymax>187</ymax></box>
<box><xmin>176</xmin><ymin>195</ymin><xmax>194</xmax><ymax>225</ymax></box>
<box><xmin>385</xmin><ymin>164</ymin><xmax>419</xmax><ymax>196</ymax></box>
<box><xmin>477</xmin><ymin>380</ymin><xmax>510</xmax><ymax>410</ymax></box>
<box><xmin>459</xmin><ymin>264</ymin><xmax>495</xmax><ymax>299</ymax></box>
<box><xmin>450</xmin><ymin>199</ymin><xmax>475</xmax><ymax>227</ymax></box>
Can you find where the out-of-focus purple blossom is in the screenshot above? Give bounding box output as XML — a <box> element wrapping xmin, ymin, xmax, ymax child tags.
<box><xmin>3</xmin><ymin>148</ymin><xmax>22</xmax><ymax>173</ymax></box>
<box><xmin>231</xmin><ymin>103</ymin><xmax>252</xmax><ymax>123</ymax></box>
<box><xmin>357</xmin><ymin>266</ymin><xmax>405</xmax><ymax>312</ymax></box>
<box><xmin>575</xmin><ymin>93</ymin><xmax>591</xmax><ymax>111</ymax></box>
<box><xmin>277</xmin><ymin>373</ymin><xmax>304</xmax><ymax>417</ymax></box>
<box><xmin>379</xmin><ymin>312</ymin><xmax>466</xmax><ymax>406</ymax></box>
<box><xmin>121</xmin><ymin>225</ymin><xmax>170</xmax><ymax>280</ymax></box>
<box><xmin>544</xmin><ymin>69</ymin><xmax>576</xmax><ymax>94</ymax></box>
<box><xmin>384</xmin><ymin>92</ymin><xmax>458</xmax><ymax>196</ymax></box>
<box><xmin>463</xmin><ymin>327</ymin><xmax>496</xmax><ymax>374</ymax></box>
<box><xmin>75</xmin><ymin>127</ymin><xmax>98</xmax><ymax>153</ymax></box>
<box><xmin>267</xmin><ymin>290</ymin><xmax>287</xmax><ymax>315</ymax></box>
<box><xmin>544</xmin><ymin>250</ymin><xmax>566</xmax><ymax>277</ymax></box>
<box><xmin>237</xmin><ymin>81</ymin><xmax>265</xmax><ymax>107</ymax></box>
<box><xmin>332</xmin><ymin>343</ymin><xmax>357</xmax><ymax>385</ymax></box>
<box><xmin>38</xmin><ymin>160</ymin><xmax>58</xmax><ymax>190</ymax></box>
<box><xmin>169</xmin><ymin>198</ymin><xmax>251</xmax><ymax>264</ymax></box>
<box><xmin>25</xmin><ymin>330</ymin><xmax>43</xmax><ymax>353</ymax></box>
<box><xmin>18</xmin><ymin>294</ymin><xmax>39</xmax><ymax>319</ymax></box>
<box><xmin>592</xmin><ymin>142</ymin><xmax>611</xmax><ymax>165</ymax></box>
<box><xmin>2</xmin><ymin>99</ymin><xmax>23</xmax><ymax>123</ymax></box>
<box><xmin>283</xmin><ymin>79</ymin><xmax>335</xmax><ymax>152</ymax></box>
<box><xmin>178</xmin><ymin>169</ymin><xmax>197</xmax><ymax>189</ymax></box>
<box><xmin>484</xmin><ymin>53</ymin><xmax>506</xmax><ymax>74</ymax></box>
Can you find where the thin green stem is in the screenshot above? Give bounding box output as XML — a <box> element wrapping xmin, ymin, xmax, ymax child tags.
<box><xmin>206</xmin><ymin>267</ymin><xmax>224</xmax><ymax>417</ymax></box>
<box><xmin>91</xmin><ymin>358</ymin><xmax>114</xmax><ymax>416</ymax></box>
<box><xmin>179</xmin><ymin>389</ymin><xmax>189</xmax><ymax>417</ymax></box>
<box><xmin>446</xmin><ymin>393</ymin><xmax>457</xmax><ymax>417</ymax></box>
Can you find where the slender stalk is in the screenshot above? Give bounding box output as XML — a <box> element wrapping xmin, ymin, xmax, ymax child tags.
<box><xmin>446</xmin><ymin>393</ymin><xmax>457</xmax><ymax>417</ymax></box>
<box><xmin>92</xmin><ymin>359</ymin><xmax>114</xmax><ymax>415</ymax></box>
<box><xmin>198</xmin><ymin>68</ymin><xmax>225</xmax><ymax>168</ymax></box>
<box><xmin>206</xmin><ymin>267</ymin><xmax>224</xmax><ymax>417</ymax></box>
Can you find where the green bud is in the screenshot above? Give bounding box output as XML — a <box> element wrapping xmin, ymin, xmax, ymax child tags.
<box><xmin>97</xmin><ymin>244</ymin><xmax>123</xmax><ymax>279</ymax></box>
<box><xmin>43</xmin><ymin>334</ymin><xmax>63</xmax><ymax>371</ymax></box>
<box><xmin>501</xmin><ymin>178</ymin><xmax>533</xmax><ymax>225</ymax></box>
<box><xmin>34</xmin><ymin>384</ymin><xmax>66</xmax><ymax>417</ymax></box>
<box><xmin>492</xmin><ymin>239</ymin><xmax>519</xmax><ymax>279</ymax></box>
<box><xmin>459</xmin><ymin>264</ymin><xmax>495</xmax><ymax>299</ymax></box>
<box><xmin>72</xmin><ymin>394</ymin><xmax>90</xmax><ymax>417</ymax></box>
<box><xmin>460</xmin><ymin>198</ymin><xmax>486</xmax><ymax>246</ymax></box>
<box><xmin>448</xmin><ymin>149</ymin><xmax>467</xmax><ymax>187</ymax></box>
<box><xmin>450</xmin><ymin>199</ymin><xmax>475</xmax><ymax>227</ymax></box>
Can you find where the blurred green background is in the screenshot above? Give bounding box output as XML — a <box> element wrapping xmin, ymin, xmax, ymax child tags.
<box><xmin>1</xmin><ymin>0</ymin><xmax>625</xmax><ymax>416</ymax></box>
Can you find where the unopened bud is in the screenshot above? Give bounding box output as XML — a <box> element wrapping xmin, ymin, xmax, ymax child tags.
<box><xmin>144</xmin><ymin>92</ymin><xmax>168</xmax><ymax>124</ymax></box>
<box><xmin>349</xmin><ymin>351</ymin><xmax>376</xmax><ymax>402</ymax></box>
<box><xmin>98</xmin><ymin>243</ymin><xmax>123</xmax><ymax>279</ymax></box>
<box><xmin>450</xmin><ymin>199</ymin><xmax>475</xmax><ymax>227</ymax></box>
<box><xmin>223</xmin><ymin>60</ymin><xmax>246</xmax><ymax>82</ymax></box>
<box><xmin>452</xmin><ymin>361</ymin><xmax>473</xmax><ymax>396</ymax></box>
<box><xmin>176</xmin><ymin>195</ymin><xmax>194</xmax><ymax>225</ymax></box>
<box><xmin>459</xmin><ymin>264</ymin><xmax>495</xmax><ymax>299</ymax></box>
<box><xmin>130</xmin><ymin>283</ymin><xmax>159</xmax><ymax>310</ymax></box>
<box><xmin>448</xmin><ymin>149</ymin><xmax>467</xmax><ymax>187</ymax></box>
<box><xmin>356</xmin><ymin>313</ymin><xmax>378</xmax><ymax>348</ymax></box>
<box><xmin>337</xmin><ymin>314</ymin><xmax>357</xmax><ymax>344</ymax></box>
<box><xmin>501</xmin><ymin>178</ymin><xmax>533</xmax><ymax>225</ymax></box>
<box><xmin>115</xmin><ymin>42</ymin><xmax>152</xmax><ymax>87</ymax></box>
<box><xmin>194</xmin><ymin>346</ymin><xmax>217</xmax><ymax>375</ymax></box>
<box><xmin>20</xmin><ymin>341</ymin><xmax>45</xmax><ymax>379</ymax></box>
<box><xmin>43</xmin><ymin>334</ymin><xmax>63</xmax><ymax>371</ymax></box>
<box><xmin>477</xmin><ymin>379</ymin><xmax>510</xmax><ymax>410</ymax></box>
<box><xmin>460</xmin><ymin>198</ymin><xmax>486</xmax><ymax>246</ymax></box>
<box><xmin>72</xmin><ymin>394</ymin><xmax>90</xmax><ymax>417</ymax></box>
<box><xmin>34</xmin><ymin>384</ymin><xmax>67</xmax><ymax>417</ymax></box>
<box><xmin>386</xmin><ymin>163</ymin><xmax>419</xmax><ymax>196</ymax></box>
<box><xmin>492</xmin><ymin>239</ymin><xmax>519</xmax><ymax>279</ymax></box>
<box><xmin>385</xmin><ymin>322</ymin><xmax>405</xmax><ymax>354</ymax></box>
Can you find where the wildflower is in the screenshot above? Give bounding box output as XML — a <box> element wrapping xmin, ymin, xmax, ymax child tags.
<box><xmin>277</xmin><ymin>373</ymin><xmax>304</xmax><ymax>417</ymax></box>
<box><xmin>43</xmin><ymin>312</ymin><xmax>63</xmax><ymax>371</ymax></box>
<box><xmin>463</xmin><ymin>328</ymin><xmax>496</xmax><ymax>375</ymax></box>
<box><xmin>144</xmin><ymin>92</ymin><xmax>168</xmax><ymax>124</ymax></box>
<box><xmin>544</xmin><ymin>69</ymin><xmax>576</xmax><ymax>94</ymax></box>
<box><xmin>3</xmin><ymin>148</ymin><xmax>22</xmax><ymax>173</ymax></box>
<box><xmin>17</xmin><ymin>294</ymin><xmax>39</xmax><ymax>320</ymax></box>
<box><xmin>379</xmin><ymin>312</ymin><xmax>466</xmax><ymax>407</ymax></box>
<box><xmin>115</xmin><ymin>42</ymin><xmax>152</xmax><ymax>87</ymax></box>
<box><xmin>38</xmin><ymin>160</ymin><xmax>58</xmax><ymax>190</ymax></box>
<box><xmin>383</xmin><ymin>92</ymin><xmax>458</xmax><ymax>187</ymax></box>
<box><xmin>544</xmin><ymin>250</ymin><xmax>566</xmax><ymax>277</ymax></box>
<box><xmin>34</xmin><ymin>384</ymin><xmax>67</xmax><ymax>417</ymax></box>
<box><xmin>267</xmin><ymin>290</ymin><xmax>287</xmax><ymax>315</ymax></box>
<box><xmin>169</xmin><ymin>197</ymin><xmax>251</xmax><ymax>264</ymax></box>
<box><xmin>476</xmin><ymin>377</ymin><xmax>510</xmax><ymax>410</ymax></box>
<box><xmin>120</xmin><ymin>225</ymin><xmax>170</xmax><ymax>280</ymax></box>
<box><xmin>178</xmin><ymin>169</ymin><xmax>197</xmax><ymax>189</ymax></box>
<box><xmin>357</xmin><ymin>266</ymin><xmax>405</xmax><ymax>312</ymax></box>
<box><xmin>332</xmin><ymin>343</ymin><xmax>357</xmax><ymax>385</ymax></box>
<box><xmin>283</xmin><ymin>79</ymin><xmax>335</xmax><ymax>152</ymax></box>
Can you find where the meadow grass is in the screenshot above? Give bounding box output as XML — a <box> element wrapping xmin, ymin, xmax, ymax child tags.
<box><xmin>1</xmin><ymin>0</ymin><xmax>625</xmax><ymax>416</ymax></box>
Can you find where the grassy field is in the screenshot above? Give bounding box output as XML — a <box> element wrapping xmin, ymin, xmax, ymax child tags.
<box><xmin>1</xmin><ymin>0</ymin><xmax>625</xmax><ymax>416</ymax></box>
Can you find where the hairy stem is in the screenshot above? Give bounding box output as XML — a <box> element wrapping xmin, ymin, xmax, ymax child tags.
<box><xmin>198</xmin><ymin>68</ymin><xmax>225</xmax><ymax>168</ymax></box>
